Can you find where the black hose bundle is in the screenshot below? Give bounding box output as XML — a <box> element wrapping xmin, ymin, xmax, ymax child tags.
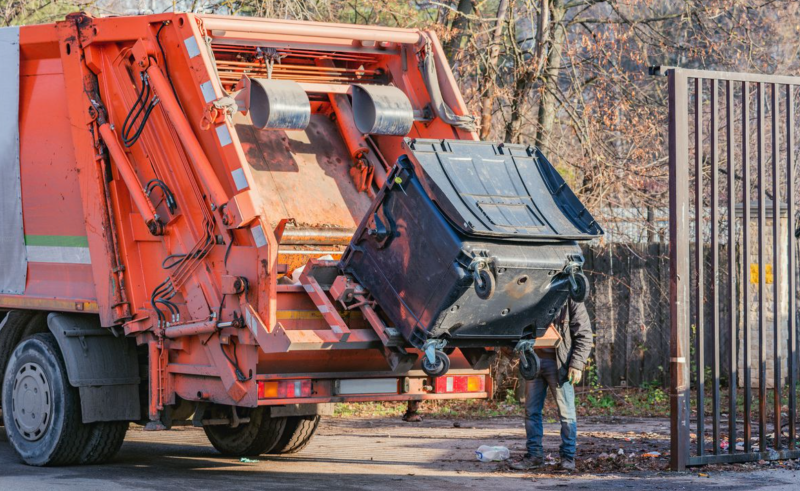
<box><xmin>146</xmin><ymin>178</ymin><xmax>177</xmax><ymax>214</ymax></box>
<box><xmin>121</xmin><ymin>72</ymin><xmax>159</xmax><ymax>147</ymax></box>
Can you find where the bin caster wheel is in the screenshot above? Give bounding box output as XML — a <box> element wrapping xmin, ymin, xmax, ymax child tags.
<box><xmin>569</xmin><ymin>273</ymin><xmax>589</xmax><ymax>303</ymax></box>
<box><xmin>421</xmin><ymin>350</ymin><xmax>450</xmax><ymax>377</ymax></box>
<box><xmin>475</xmin><ymin>269</ymin><xmax>496</xmax><ymax>300</ymax></box>
<box><xmin>518</xmin><ymin>350</ymin><xmax>540</xmax><ymax>380</ymax></box>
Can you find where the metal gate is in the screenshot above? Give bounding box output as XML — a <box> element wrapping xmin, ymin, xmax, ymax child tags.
<box><xmin>668</xmin><ymin>68</ymin><xmax>800</xmax><ymax>469</ymax></box>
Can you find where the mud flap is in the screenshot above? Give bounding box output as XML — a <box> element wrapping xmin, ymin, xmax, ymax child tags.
<box><xmin>47</xmin><ymin>313</ymin><xmax>140</xmax><ymax>423</ymax></box>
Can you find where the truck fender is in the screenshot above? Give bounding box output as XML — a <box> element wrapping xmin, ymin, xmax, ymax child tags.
<box><xmin>46</xmin><ymin>313</ymin><xmax>141</xmax><ymax>423</ymax></box>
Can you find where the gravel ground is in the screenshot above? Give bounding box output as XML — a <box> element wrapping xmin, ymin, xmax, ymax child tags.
<box><xmin>1</xmin><ymin>416</ymin><xmax>799</xmax><ymax>490</ymax></box>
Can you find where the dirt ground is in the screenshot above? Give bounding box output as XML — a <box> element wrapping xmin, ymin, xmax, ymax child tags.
<box><xmin>1</xmin><ymin>415</ymin><xmax>799</xmax><ymax>490</ymax></box>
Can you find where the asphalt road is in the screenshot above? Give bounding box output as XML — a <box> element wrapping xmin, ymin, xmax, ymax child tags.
<box><xmin>1</xmin><ymin>417</ymin><xmax>799</xmax><ymax>490</ymax></box>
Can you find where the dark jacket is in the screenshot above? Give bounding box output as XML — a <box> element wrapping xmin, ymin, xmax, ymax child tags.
<box><xmin>553</xmin><ymin>299</ymin><xmax>593</xmax><ymax>379</ymax></box>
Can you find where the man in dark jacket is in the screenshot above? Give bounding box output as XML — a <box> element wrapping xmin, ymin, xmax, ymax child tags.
<box><xmin>511</xmin><ymin>299</ymin><xmax>593</xmax><ymax>471</ymax></box>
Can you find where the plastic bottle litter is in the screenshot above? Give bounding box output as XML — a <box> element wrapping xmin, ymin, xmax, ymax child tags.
<box><xmin>475</xmin><ymin>445</ymin><xmax>510</xmax><ymax>462</ymax></box>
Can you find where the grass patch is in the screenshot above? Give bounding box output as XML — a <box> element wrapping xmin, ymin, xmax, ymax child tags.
<box><xmin>333</xmin><ymin>386</ymin><xmax>674</xmax><ymax>420</ymax></box>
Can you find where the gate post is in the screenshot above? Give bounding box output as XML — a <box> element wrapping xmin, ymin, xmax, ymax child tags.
<box><xmin>668</xmin><ymin>68</ymin><xmax>691</xmax><ymax>471</ymax></box>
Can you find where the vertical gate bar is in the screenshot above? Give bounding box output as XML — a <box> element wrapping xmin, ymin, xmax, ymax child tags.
<box><xmin>757</xmin><ymin>81</ymin><xmax>767</xmax><ymax>453</ymax></box>
<box><xmin>743</xmin><ymin>81</ymin><xmax>753</xmax><ymax>453</ymax></box>
<box><xmin>772</xmin><ymin>84</ymin><xmax>782</xmax><ymax>451</ymax></box>
<box><xmin>669</xmin><ymin>69</ymin><xmax>692</xmax><ymax>471</ymax></box>
<box><xmin>726</xmin><ymin>79</ymin><xmax>738</xmax><ymax>455</ymax></box>
<box><xmin>711</xmin><ymin>79</ymin><xmax>721</xmax><ymax>454</ymax></box>
<box><xmin>696</xmin><ymin>77</ymin><xmax>706</xmax><ymax>457</ymax></box>
<box><xmin>787</xmin><ymin>84</ymin><xmax>797</xmax><ymax>451</ymax></box>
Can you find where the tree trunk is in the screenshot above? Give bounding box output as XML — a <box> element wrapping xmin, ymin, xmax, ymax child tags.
<box><xmin>503</xmin><ymin>70</ymin><xmax>537</xmax><ymax>143</ymax></box>
<box><xmin>444</xmin><ymin>0</ymin><xmax>475</xmax><ymax>65</ymax></box>
<box><xmin>478</xmin><ymin>0</ymin><xmax>510</xmax><ymax>140</ymax></box>
<box><xmin>533</xmin><ymin>0</ymin><xmax>566</xmax><ymax>153</ymax></box>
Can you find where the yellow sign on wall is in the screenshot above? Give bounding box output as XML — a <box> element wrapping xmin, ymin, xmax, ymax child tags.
<box><xmin>750</xmin><ymin>264</ymin><xmax>774</xmax><ymax>284</ymax></box>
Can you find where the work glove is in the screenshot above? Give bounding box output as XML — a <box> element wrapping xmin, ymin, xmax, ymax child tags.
<box><xmin>568</xmin><ymin>367</ymin><xmax>582</xmax><ymax>385</ymax></box>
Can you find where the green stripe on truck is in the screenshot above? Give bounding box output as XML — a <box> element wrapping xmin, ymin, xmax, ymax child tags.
<box><xmin>24</xmin><ymin>235</ymin><xmax>90</xmax><ymax>247</ymax></box>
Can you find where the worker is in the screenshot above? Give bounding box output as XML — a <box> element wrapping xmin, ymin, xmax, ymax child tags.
<box><xmin>510</xmin><ymin>299</ymin><xmax>593</xmax><ymax>471</ymax></box>
<box><xmin>402</xmin><ymin>400</ymin><xmax>423</xmax><ymax>422</ymax></box>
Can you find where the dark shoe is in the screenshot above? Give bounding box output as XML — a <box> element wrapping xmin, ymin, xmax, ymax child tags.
<box><xmin>559</xmin><ymin>458</ymin><xmax>576</xmax><ymax>471</ymax></box>
<box><xmin>402</xmin><ymin>412</ymin><xmax>422</xmax><ymax>422</ymax></box>
<box><xmin>509</xmin><ymin>453</ymin><xmax>544</xmax><ymax>470</ymax></box>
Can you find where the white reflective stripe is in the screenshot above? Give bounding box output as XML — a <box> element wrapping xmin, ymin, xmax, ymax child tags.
<box><xmin>216</xmin><ymin>124</ymin><xmax>232</xmax><ymax>147</ymax></box>
<box><xmin>200</xmin><ymin>81</ymin><xmax>216</xmax><ymax>103</ymax></box>
<box><xmin>336</xmin><ymin>378</ymin><xmax>398</xmax><ymax>395</ymax></box>
<box><xmin>184</xmin><ymin>36</ymin><xmax>201</xmax><ymax>58</ymax></box>
<box><xmin>317</xmin><ymin>305</ymin><xmax>329</xmax><ymax>313</ymax></box>
<box><xmin>0</xmin><ymin>26</ymin><xmax>25</xmax><ymax>294</ymax></box>
<box><xmin>26</xmin><ymin>245</ymin><xmax>90</xmax><ymax>265</ymax></box>
<box><xmin>231</xmin><ymin>168</ymin><xmax>248</xmax><ymax>191</ymax></box>
<box><xmin>303</xmin><ymin>284</ymin><xmax>315</xmax><ymax>293</ymax></box>
<box><xmin>246</xmin><ymin>309</ymin><xmax>256</xmax><ymax>336</ymax></box>
<box><xmin>446</xmin><ymin>377</ymin><xmax>454</xmax><ymax>392</ymax></box>
<box><xmin>251</xmin><ymin>224</ymin><xmax>267</xmax><ymax>248</ymax></box>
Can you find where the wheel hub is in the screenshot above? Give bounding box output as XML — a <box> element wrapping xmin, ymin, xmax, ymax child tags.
<box><xmin>11</xmin><ymin>362</ymin><xmax>52</xmax><ymax>441</ymax></box>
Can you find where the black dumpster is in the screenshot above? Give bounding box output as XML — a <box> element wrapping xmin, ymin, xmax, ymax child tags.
<box><xmin>339</xmin><ymin>139</ymin><xmax>602</xmax><ymax>375</ymax></box>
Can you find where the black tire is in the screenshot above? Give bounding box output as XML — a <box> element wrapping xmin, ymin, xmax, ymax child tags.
<box><xmin>569</xmin><ymin>273</ymin><xmax>589</xmax><ymax>303</ymax></box>
<box><xmin>519</xmin><ymin>350</ymin><xmax>541</xmax><ymax>380</ymax></box>
<box><xmin>269</xmin><ymin>415</ymin><xmax>321</xmax><ymax>455</ymax></box>
<box><xmin>79</xmin><ymin>421</ymin><xmax>128</xmax><ymax>464</ymax></box>
<box><xmin>474</xmin><ymin>269</ymin><xmax>496</xmax><ymax>300</ymax></box>
<box><xmin>203</xmin><ymin>407</ymin><xmax>287</xmax><ymax>456</ymax></box>
<box><xmin>2</xmin><ymin>333</ymin><xmax>91</xmax><ymax>466</ymax></box>
<box><xmin>421</xmin><ymin>350</ymin><xmax>450</xmax><ymax>377</ymax></box>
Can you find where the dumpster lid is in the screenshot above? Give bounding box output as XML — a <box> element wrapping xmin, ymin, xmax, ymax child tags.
<box><xmin>404</xmin><ymin>139</ymin><xmax>603</xmax><ymax>240</ymax></box>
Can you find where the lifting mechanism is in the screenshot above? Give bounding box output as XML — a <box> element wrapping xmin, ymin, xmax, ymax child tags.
<box><xmin>0</xmin><ymin>12</ymin><xmax>600</xmax><ymax>465</ymax></box>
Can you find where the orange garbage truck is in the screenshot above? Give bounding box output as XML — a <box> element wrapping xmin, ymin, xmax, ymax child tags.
<box><xmin>0</xmin><ymin>12</ymin><xmax>601</xmax><ymax>465</ymax></box>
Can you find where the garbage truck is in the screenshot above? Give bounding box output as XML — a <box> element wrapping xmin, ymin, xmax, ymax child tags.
<box><xmin>0</xmin><ymin>12</ymin><xmax>601</xmax><ymax>466</ymax></box>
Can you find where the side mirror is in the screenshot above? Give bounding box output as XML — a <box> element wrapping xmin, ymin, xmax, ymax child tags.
<box><xmin>234</xmin><ymin>76</ymin><xmax>311</xmax><ymax>130</ymax></box>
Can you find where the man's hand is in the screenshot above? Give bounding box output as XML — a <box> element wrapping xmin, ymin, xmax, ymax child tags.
<box><xmin>568</xmin><ymin>367</ymin><xmax>582</xmax><ymax>385</ymax></box>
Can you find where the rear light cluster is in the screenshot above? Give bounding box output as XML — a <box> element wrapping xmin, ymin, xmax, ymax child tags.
<box><xmin>433</xmin><ymin>375</ymin><xmax>485</xmax><ymax>394</ymax></box>
<box><xmin>258</xmin><ymin>379</ymin><xmax>312</xmax><ymax>399</ymax></box>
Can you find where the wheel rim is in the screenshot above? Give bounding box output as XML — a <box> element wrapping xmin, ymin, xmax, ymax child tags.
<box><xmin>423</xmin><ymin>358</ymin><xmax>441</xmax><ymax>371</ymax></box>
<box><xmin>11</xmin><ymin>362</ymin><xmax>52</xmax><ymax>441</ymax></box>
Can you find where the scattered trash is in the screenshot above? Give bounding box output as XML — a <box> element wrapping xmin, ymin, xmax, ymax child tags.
<box><xmin>698</xmin><ymin>472</ymin><xmax>709</xmax><ymax>478</ymax></box>
<box><xmin>642</xmin><ymin>452</ymin><xmax>661</xmax><ymax>458</ymax></box>
<box><xmin>475</xmin><ymin>445</ymin><xmax>510</xmax><ymax>462</ymax></box>
<box><xmin>598</xmin><ymin>452</ymin><xmax>610</xmax><ymax>459</ymax></box>
<box><xmin>617</xmin><ymin>448</ymin><xmax>625</xmax><ymax>455</ymax></box>
<box><xmin>453</xmin><ymin>422</ymin><xmax>461</xmax><ymax>428</ymax></box>
<box><xmin>239</xmin><ymin>457</ymin><xmax>260</xmax><ymax>463</ymax></box>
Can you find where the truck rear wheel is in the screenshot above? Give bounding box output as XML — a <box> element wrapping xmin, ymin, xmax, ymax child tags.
<box><xmin>79</xmin><ymin>421</ymin><xmax>128</xmax><ymax>464</ymax></box>
<box><xmin>2</xmin><ymin>334</ymin><xmax>90</xmax><ymax>466</ymax></box>
<box><xmin>203</xmin><ymin>407</ymin><xmax>287</xmax><ymax>456</ymax></box>
<box><xmin>268</xmin><ymin>415</ymin><xmax>321</xmax><ymax>454</ymax></box>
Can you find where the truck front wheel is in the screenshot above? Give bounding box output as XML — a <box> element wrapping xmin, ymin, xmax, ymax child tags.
<box><xmin>2</xmin><ymin>334</ymin><xmax>90</xmax><ymax>466</ymax></box>
<box><xmin>203</xmin><ymin>407</ymin><xmax>287</xmax><ymax>456</ymax></box>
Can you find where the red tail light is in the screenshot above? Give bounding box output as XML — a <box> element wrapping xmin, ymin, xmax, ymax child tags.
<box><xmin>433</xmin><ymin>375</ymin><xmax>485</xmax><ymax>394</ymax></box>
<box><xmin>258</xmin><ymin>379</ymin><xmax>312</xmax><ymax>399</ymax></box>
